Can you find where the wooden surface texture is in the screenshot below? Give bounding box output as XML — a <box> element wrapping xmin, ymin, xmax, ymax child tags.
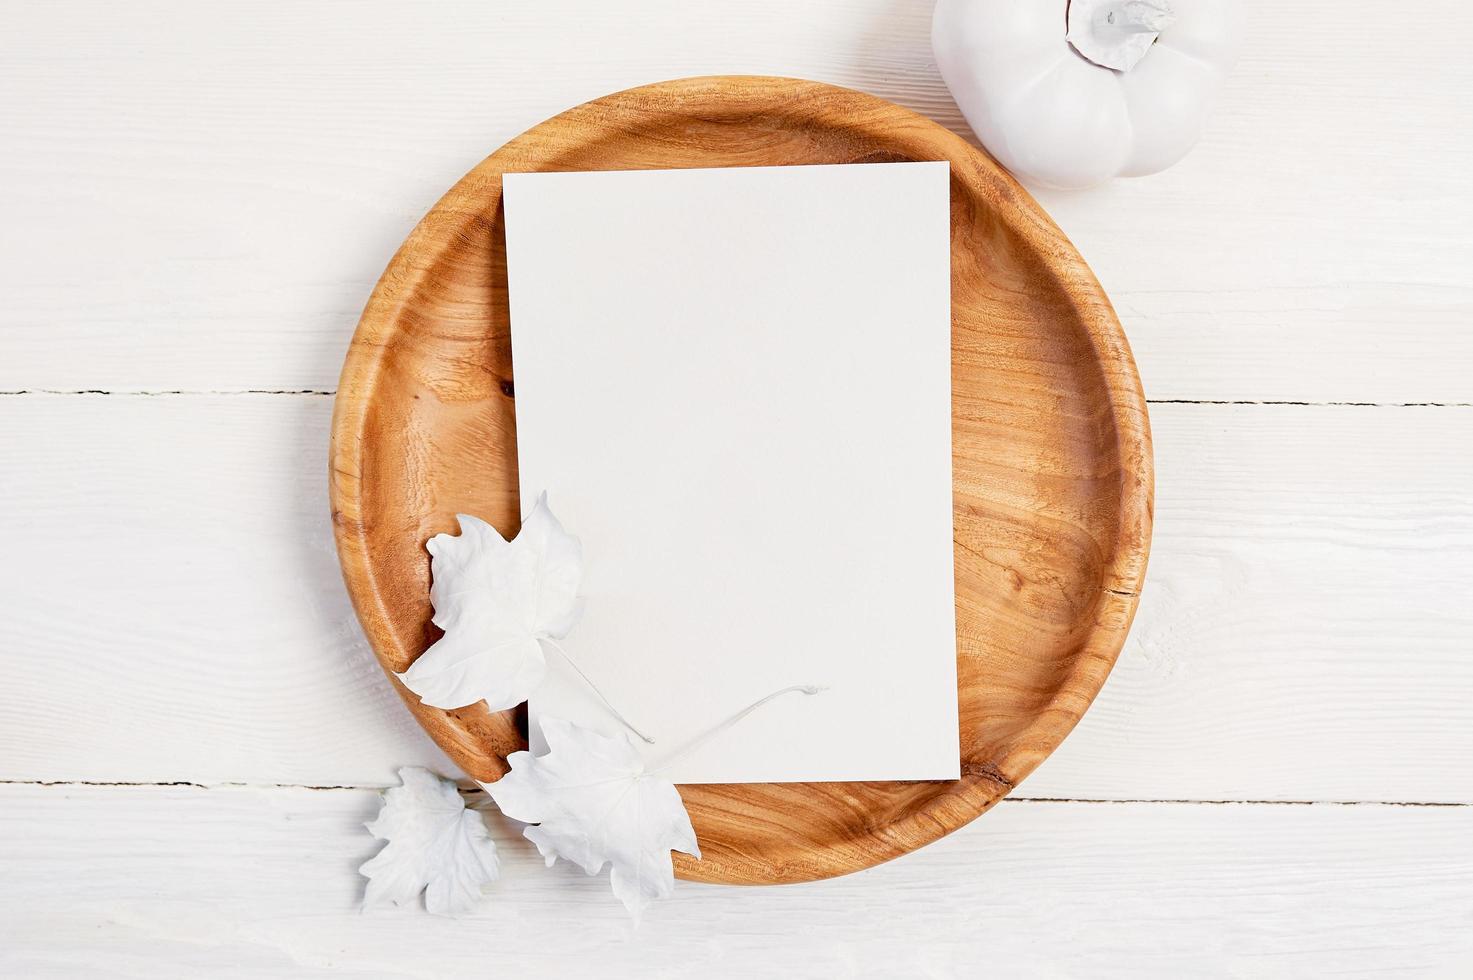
<box><xmin>2</xmin><ymin>0</ymin><xmax>1470</xmax><ymax>973</ymax></box>
<box><xmin>329</xmin><ymin>75</ymin><xmax>1152</xmax><ymax>884</ymax></box>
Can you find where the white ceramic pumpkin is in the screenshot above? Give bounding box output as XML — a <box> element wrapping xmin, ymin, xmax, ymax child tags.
<box><xmin>932</xmin><ymin>0</ymin><xmax>1242</xmax><ymax>189</ymax></box>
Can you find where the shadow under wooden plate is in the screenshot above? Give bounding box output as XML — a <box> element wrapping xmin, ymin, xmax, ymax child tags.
<box><xmin>330</xmin><ymin>76</ymin><xmax>1152</xmax><ymax>885</ymax></box>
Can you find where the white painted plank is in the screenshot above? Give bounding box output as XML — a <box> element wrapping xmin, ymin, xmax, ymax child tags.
<box><xmin>1043</xmin><ymin>0</ymin><xmax>1473</xmax><ymax>406</ymax></box>
<box><xmin>2</xmin><ymin>0</ymin><xmax>1470</xmax><ymax>402</ymax></box>
<box><xmin>0</xmin><ymin>394</ymin><xmax>455</xmax><ymax>787</ymax></box>
<box><xmin>1026</xmin><ymin>403</ymin><xmax>1473</xmax><ymax>803</ymax></box>
<box><xmin>1</xmin><ymin>396</ymin><xmax>1469</xmax><ymax>801</ymax></box>
<box><xmin>1</xmin><ymin>785</ymin><xmax>1468</xmax><ymax>978</ymax></box>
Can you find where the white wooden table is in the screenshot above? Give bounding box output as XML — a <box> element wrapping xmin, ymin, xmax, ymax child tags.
<box><xmin>4</xmin><ymin>1</ymin><xmax>1471</xmax><ymax>975</ymax></box>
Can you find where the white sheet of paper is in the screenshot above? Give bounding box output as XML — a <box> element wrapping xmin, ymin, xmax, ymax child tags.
<box><xmin>503</xmin><ymin>161</ymin><xmax>958</xmax><ymax>784</ymax></box>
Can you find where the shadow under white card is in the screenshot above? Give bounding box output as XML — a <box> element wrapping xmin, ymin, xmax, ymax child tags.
<box><xmin>503</xmin><ymin>162</ymin><xmax>958</xmax><ymax>784</ymax></box>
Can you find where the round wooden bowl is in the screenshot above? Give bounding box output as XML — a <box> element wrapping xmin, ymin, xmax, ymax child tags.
<box><xmin>330</xmin><ymin>76</ymin><xmax>1152</xmax><ymax>885</ymax></box>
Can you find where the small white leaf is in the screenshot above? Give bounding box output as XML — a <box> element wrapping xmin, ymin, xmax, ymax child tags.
<box><xmin>486</xmin><ymin>717</ymin><xmax>700</xmax><ymax>921</ymax></box>
<box><xmin>399</xmin><ymin>492</ymin><xmax>582</xmax><ymax>711</ymax></box>
<box><xmin>360</xmin><ymin>767</ymin><xmax>500</xmax><ymax>917</ymax></box>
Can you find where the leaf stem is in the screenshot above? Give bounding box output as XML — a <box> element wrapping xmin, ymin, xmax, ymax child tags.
<box><xmin>538</xmin><ymin>636</ymin><xmax>656</xmax><ymax>744</ymax></box>
<box><xmin>647</xmin><ymin>684</ymin><xmax>827</xmax><ymax>775</ymax></box>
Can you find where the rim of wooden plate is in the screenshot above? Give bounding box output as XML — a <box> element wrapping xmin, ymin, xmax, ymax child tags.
<box><xmin>330</xmin><ymin>75</ymin><xmax>1153</xmax><ymax>885</ymax></box>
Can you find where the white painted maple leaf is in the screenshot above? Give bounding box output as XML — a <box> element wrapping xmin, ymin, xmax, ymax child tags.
<box><xmin>360</xmin><ymin>767</ymin><xmax>500</xmax><ymax>916</ymax></box>
<box><xmin>399</xmin><ymin>492</ymin><xmax>582</xmax><ymax>711</ymax></box>
<box><xmin>485</xmin><ymin>716</ymin><xmax>700</xmax><ymax>921</ymax></box>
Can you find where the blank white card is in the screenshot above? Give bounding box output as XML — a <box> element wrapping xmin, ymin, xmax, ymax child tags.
<box><xmin>503</xmin><ymin>162</ymin><xmax>957</xmax><ymax>784</ymax></box>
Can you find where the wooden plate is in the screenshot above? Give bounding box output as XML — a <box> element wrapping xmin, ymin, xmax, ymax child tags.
<box><xmin>330</xmin><ymin>76</ymin><xmax>1152</xmax><ymax>885</ymax></box>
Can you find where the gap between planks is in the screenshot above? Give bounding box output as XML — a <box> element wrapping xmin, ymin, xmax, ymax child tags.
<box><xmin>0</xmin><ymin>388</ymin><xmax>337</xmax><ymax>397</ymax></box>
<box><xmin>1</xmin><ymin>779</ymin><xmax>1466</xmax><ymax>807</ymax></box>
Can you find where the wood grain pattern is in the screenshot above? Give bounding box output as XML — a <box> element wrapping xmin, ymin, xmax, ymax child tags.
<box><xmin>329</xmin><ymin>76</ymin><xmax>1153</xmax><ymax>884</ymax></box>
<box><xmin>2</xmin><ymin>0</ymin><xmax>1471</xmax><ymax>971</ymax></box>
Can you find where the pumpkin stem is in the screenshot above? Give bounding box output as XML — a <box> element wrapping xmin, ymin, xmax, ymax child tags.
<box><xmin>1067</xmin><ymin>0</ymin><xmax>1174</xmax><ymax>72</ymax></box>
